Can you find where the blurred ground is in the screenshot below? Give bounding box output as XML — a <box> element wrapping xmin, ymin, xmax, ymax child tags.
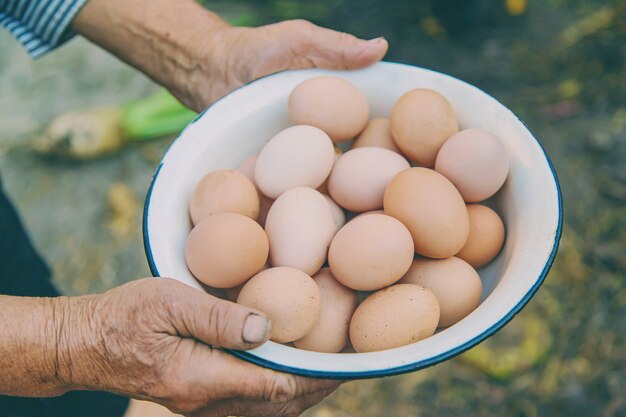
<box><xmin>1</xmin><ymin>0</ymin><xmax>625</xmax><ymax>416</ymax></box>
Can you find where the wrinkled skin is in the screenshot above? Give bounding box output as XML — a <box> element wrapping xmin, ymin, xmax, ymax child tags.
<box><xmin>58</xmin><ymin>278</ymin><xmax>341</xmax><ymax>417</ymax></box>
<box><xmin>176</xmin><ymin>20</ymin><xmax>389</xmax><ymax>111</ymax></box>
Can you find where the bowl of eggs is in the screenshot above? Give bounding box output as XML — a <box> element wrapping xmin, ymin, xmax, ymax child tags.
<box><xmin>143</xmin><ymin>61</ymin><xmax>562</xmax><ymax>379</ymax></box>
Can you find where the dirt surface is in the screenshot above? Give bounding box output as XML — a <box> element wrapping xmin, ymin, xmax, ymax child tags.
<box><xmin>0</xmin><ymin>1</ymin><xmax>624</xmax><ymax>416</ymax></box>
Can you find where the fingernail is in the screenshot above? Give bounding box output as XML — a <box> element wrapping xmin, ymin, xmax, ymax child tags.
<box><xmin>243</xmin><ymin>314</ymin><xmax>269</xmax><ymax>344</ymax></box>
<box><xmin>368</xmin><ymin>36</ymin><xmax>385</xmax><ymax>43</ymax></box>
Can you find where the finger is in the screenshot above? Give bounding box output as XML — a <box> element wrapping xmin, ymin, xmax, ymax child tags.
<box><xmin>209</xmin><ymin>349</ymin><xmax>342</xmax><ymax>403</ymax></box>
<box><xmin>165</xmin><ymin>280</ymin><xmax>271</xmax><ymax>350</ymax></box>
<box><xmin>284</xmin><ymin>20</ymin><xmax>388</xmax><ymax>69</ymax></box>
<box><xmin>193</xmin><ymin>388</ymin><xmax>337</xmax><ymax>417</ymax></box>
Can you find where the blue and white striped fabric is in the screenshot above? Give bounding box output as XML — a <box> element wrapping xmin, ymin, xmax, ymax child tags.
<box><xmin>0</xmin><ymin>0</ymin><xmax>89</xmax><ymax>58</ymax></box>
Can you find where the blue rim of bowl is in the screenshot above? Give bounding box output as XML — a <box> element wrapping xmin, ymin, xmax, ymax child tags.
<box><xmin>142</xmin><ymin>61</ymin><xmax>564</xmax><ymax>379</ymax></box>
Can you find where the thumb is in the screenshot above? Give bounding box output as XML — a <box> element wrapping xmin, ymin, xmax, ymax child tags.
<box><xmin>169</xmin><ymin>284</ymin><xmax>271</xmax><ymax>350</ymax></box>
<box><xmin>286</xmin><ymin>21</ymin><xmax>389</xmax><ymax>70</ymax></box>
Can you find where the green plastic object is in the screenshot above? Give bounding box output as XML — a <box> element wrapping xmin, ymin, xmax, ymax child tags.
<box><xmin>121</xmin><ymin>89</ymin><xmax>197</xmax><ymax>141</ymax></box>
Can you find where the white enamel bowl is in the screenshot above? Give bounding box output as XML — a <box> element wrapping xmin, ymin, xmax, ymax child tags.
<box><xmin>143</xmin><ymin>62</ymin><xmax>562</xmax><ymax>379</ymax></box>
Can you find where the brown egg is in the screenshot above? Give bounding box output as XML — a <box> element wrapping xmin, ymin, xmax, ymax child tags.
<box><xmin>237</xmin><ymin>267</ymin><xmax>321</xmax><ymax>343</ymax></box>
<box><xmin>189</xmin><ymin>169</ymin><xmax>259</xmax><ymax>225</ymax></box>
<box><xmin>329</xmin><ymin>214</ymin><xmax>414</xmax><ymax>291</ymax></box>
<box><xmin>390</xmin><ymin>89</ymin><xmax>459</xmax><ymax>167</ymax></box>
<box><xmin>294</xmin><ymin>268</ymin><xmax>359</xmax><ymax>353</ymax></box>
<box><xmin>435</xmin><ymin>128</ymin><xmax>510</xmax><ymax>202</ymax></box>
<box><xmin>328</xmin><ymin>147</ymin><xmax>410</xmax><ymax>212</ymax></box>
<box><xmin>350</xmin><ymin>284</ymin><xmax>440</xmax><ymax>352</ymax></box>
<box><xmin>352</xmin><ymin>118</ymin><xmax>402</xmax><ymax>154</ymax></box>
<box><xmin>384</xmin><ymin>168</ymin><xmax>469</xmax><ymax>258</ymax></box>
<box><xmin>185</xmin><ymin>213</ymin><xmax>269</xmax><ymax>288</ymax></box>
<box><xmin>399</xmin><ymin>257</ymin><xmax>482</xmax><ymax>327</ymax></box>
<box><xmin>456</xmin><ymin>204</ymin><xmax>505</xmax><ymax>268</ymax></box>
<box><xmin>288</xmin><ymin>76</ymin><xmax>369</xmax><ymax>143</ymax></box>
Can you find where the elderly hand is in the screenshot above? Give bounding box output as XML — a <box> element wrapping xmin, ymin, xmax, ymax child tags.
<box><xmin>55</xmin><ymin>278</ymin><xmax>340</xmax><ymax>417</ymax></box>
<box><xmin>73</xmin><ymin>0</ymin><xmax>388</xmax><ymax>112</ymax></box>
<box><xmin>171</xmin><ymin>20</ymin><xmax>388</xmax><ymax>111</ymax></box>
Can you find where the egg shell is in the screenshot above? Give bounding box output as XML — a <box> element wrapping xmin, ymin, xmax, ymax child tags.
<box><xmin>288</xmin><ymin>76</ymin><xmax>369</xmax><ymax>143</ymax></box>
<box><xmin>237</xmin><ymin>267</ymin><xmax>321</xmax><ymax>343</ymax></box>
<box><xmin>328</xmin><ymin>147</ymin><xmax>410</xmax><ymax>212</ymax></box>
<box><xmin>237</xmin><ymin>154</ymin><xmax>258</xmax><ymax>183</ymax></box>
<box><xmin>390</xmin><ymin>89</ymin><xmax>459</xmax><ymax>167</ymax></box>
<box><xmin>316</xmin><ymin>146</ymin><xmax>343</xmax><ymax>194</ymax></box>
<box><xmin>349</xmin><ymin>284</ymin><xmax>440</xmax><ymax>353</ymax></box>
<box><xmin>329</xmin><ymin>214</ymin><xmax>414</xmax><ymax>291</ymax></box>
<box><xmin>323</xmin><ymin>194</ymin><xmax>346</xmax><ymax>233</ymax></box>
<box><xmin>352</xmin><ymin>118</ymin><xmax>402</xmax><ymax>154</ymax></box>
<box><xmin>265</xmin><ymin>187</ymin><xmax>336</xmax><ymax>276</ymax></box>
<box><xmin>384</xmin><ymin>167</ymin><xmax>470</xmax><ymax>258</ymax></box>
<box><xmin>435</xmin><ymin>128</ymin><xmax>510</xmax><ymax>202</ymax></box>
<box><xmin>399</xmin><ymin>257</ymin><xmax>482</xmax><ymax>327</ymax></box>
<box><xmin>224</xmin><ymin>261</ymin><xmax>271</xmax><ymax>301</ymax></box>
<box><xmin>255</xmin><ymin>125</ymin><xmax>335</xmax><ymax>199</ymax></box>
<box><xmin>456</xmin><ymin>204</ymin><xmax>506</xmax><ymax>268</ymax></box>
<box><xmin>236</xmin><ymin>154</ymin><xmax>274</xmax><ymax>227</ymax></box>
<box><xmin>294</xmin><ymin>268</ymin><xmax>359</xmax><ymax>353</ymax></box>
<box><xmin>185</xmin><ymin>213</ymin><xmax>269</xmax><ymax>288</ymax></box>
<box><xmin>189</xmin><ymin>169</ymin><xmax>259</xmax><ymax>225</ymax></box>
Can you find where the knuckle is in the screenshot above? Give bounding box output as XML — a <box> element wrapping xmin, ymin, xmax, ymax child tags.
<box><xmin>338</xmin><ymin>31</ymin><xmax>357</xmax><ymax>46</ymax></box>
<box><xmin>287</xmin><ymin>19</ymin><xmax>315</xmax><ymax>31</ymax></box>
<box><xmin>267</xmin><ymin>375</ymin><xmax>298</xmax><ymax>403</ymax></box>
<box><xmin>158</xmin><ymin>375</ymin><xmax>203</xmax><ymax>414</ymax></box>
<box><xmin>282</xmin><ymin>19</ymin><xmax>316</xmax><ymax>52</ymax></box>
<box><xmin>207</xmin><ymin>300</ymin><xmax>235</xmax><ymax>344</ymax></box>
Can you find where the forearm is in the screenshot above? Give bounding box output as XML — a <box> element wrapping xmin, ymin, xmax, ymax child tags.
<box><xmin>0</xmin><ymin>294</ymin><xmax>102</xmax><ymax>397</ymax></box>
<box><xmin>0</xmin><ymin>295</ymin><xmax>67</xmax><ymax>396</ymax></box>
<box><xmin>72</xmin><ymin>0</ymin><xmax>228</xmax><ymax>100</ymax></box>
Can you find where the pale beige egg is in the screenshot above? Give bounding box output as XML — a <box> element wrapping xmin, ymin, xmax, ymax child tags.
<box><xmin>317</xmin><ymin>146</ymin><xmax>343</xmax><ymax>194</ymax></box>
<box><xmin>265</xmin><ymin>187</ymin><xmax>336</xmax><ymax>276</ymax></box>
<box><xmin>328</xmin><ymin>147</ymin><xmax>410</xmax><ymax>212</ymax></box>
<box><xmin>255</xmin><ymin>125</ymin><xmax>335</xmax><ymax>199</ymax></box>
<box><xmin>323</xmin><ymin>194</ymin><xmax>346</xmax><ymax>233</ymax></box>
<box><xmin>435</xmin><ymin>128</ymin><xmax>510</xmax><ymax>202</ymax></box>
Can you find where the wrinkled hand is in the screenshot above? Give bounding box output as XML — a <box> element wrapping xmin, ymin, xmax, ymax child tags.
<box><xmin>174</xmin><ymin>20</ymin><xmax>388</xmax><ymax>111</ymax></box>
<box><xmin>58</xmin><ymin>278</ymin><xmax>341</xmax><ymax>417</ymax></box>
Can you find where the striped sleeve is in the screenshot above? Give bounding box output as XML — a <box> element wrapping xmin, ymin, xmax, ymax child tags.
<box><xmin>0</xmin><ymin>0</ymin><xmax>90</xmax><ymax>58</ymax></box>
